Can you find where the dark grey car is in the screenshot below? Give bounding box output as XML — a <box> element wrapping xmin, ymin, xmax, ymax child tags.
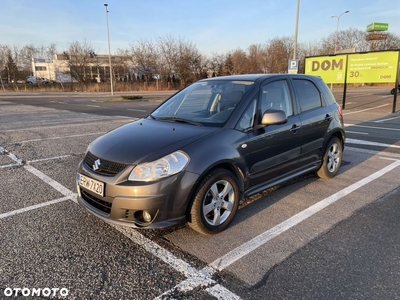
<box><xmin>77</xmin><ymin>74</ymin><xmax>345</xmax><ymax>235</ymax></box>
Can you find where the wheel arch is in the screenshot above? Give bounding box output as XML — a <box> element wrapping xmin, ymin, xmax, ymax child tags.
<box><xmin>332</xmin><ymin>129</ymin><xmax>346</xmax><ymax>150</ymax></box>
<box><xmin>185</xmin><ymin>161</ymin><xmax>245</xmax><ymax>222</ymax></box>
<box><xmin>324</xmin><ymin>128</ymin><xmax>345</xmax><ymax>152</ymax></box>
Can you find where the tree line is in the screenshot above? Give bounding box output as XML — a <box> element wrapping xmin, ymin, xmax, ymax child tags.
<box><xmin>1</xmin><ymin>28</ymin><xmax>399</xmax><ymax>88</ymax></box>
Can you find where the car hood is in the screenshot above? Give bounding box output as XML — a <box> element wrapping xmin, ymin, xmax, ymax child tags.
<box><xmin>89</xmin><ymin>118</ymin><xmax>218</xmax><ymax>164</ymax></box>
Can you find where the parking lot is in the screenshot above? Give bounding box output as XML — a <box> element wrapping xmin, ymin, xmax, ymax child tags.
<box><xmin>1</xmin><ymin>88</ymin><xmax>400</xmax><ymax>299</ymax></box>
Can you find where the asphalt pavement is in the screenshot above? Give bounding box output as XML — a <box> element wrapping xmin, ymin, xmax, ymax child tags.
<box><xmin>1</xmin><ymin>87</ymin><xmax>400</xmax><ymax>299</ymax></box>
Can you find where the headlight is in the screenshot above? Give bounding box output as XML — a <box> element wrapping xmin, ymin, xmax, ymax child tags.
<box><xmin>128</xmin><ymin>151</ymin><xmax>189</xmax><ymax>182</ymax></box>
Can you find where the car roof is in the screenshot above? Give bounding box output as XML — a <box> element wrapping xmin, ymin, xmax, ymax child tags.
<box><xmin>199</xmin><ymin>74</ymin><xmax>319</xmax><ymax>83</ymax></box>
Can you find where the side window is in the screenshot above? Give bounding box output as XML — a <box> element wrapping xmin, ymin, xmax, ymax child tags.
<box><xmin>316</xmin><ymin>78</ymin><xmax>338</xmax><ymax>106</ymax></box>
<box><xmin>293</xmin><ymin>79</ymin><xmax>322</xmax><ymax>112</ymax></box>
<box><xmin>261</xmin><ymin>80</ymin><xmax>293</xmax><ymax>117</ymax></box>
<box><xmin>237</xmin><ymin>99</ymin><xmax>257</xmax><ymax>131</ymax></box>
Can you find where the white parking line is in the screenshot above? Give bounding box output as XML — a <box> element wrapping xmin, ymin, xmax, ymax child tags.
<box><xmin>209</xmin><ymin>159</ymin><xmax>400</xmax><ymax>271</ymax></box>
<box><xmin>345</xmin><ymin>123</ymin><xmax>400</xmax><ymax>132</ymax></box>
<box><xmin>206</xmin><ymin>285</ymin><xmax>242</xmax><ymax>300</ymax></box>
<box><xmin>24</xmin><ymin>165</ymin><xmax>77</xmax><ymax>201</ymax></box>
<box><xmin>346</xmin><ymin>138</ymin><xmax>400</xmax><ymax>149</ymax></box>
<box><xmin>0</xmin><ymin>146</ymin><xmax>23</xmax><ymax>165</ymax></box>
<box><xmin>20</xmin><ymin>132</ymin><xmax>106</xmax><ymax>143</ymax></box>
<box><xmin>0</xmin><ymin>163</ymin><xmax>21</xmax><ymax>169</ymax></box>
<box><xmin>3</xmin><ymin>143</ymin><xmax>399</xmax><ymax>299</ymax></box>
<box><xmin>29</xmin><ymin>155</ymin><xmax>71</xmax><ymax>163</ymax></box>
<box><xmin>1</xmin><ymin>147</ymin><xmax>77</xmax><ymax>204</ymax></box>
<box><xmin>343</xmin><ymin>104</ymin><xmax>389</xmax><ymax>115</ymax></box>
<box><xmin>117</xmin><ymin>227</ymin><xmax>241</xmax><ymax>300</ymax></box>
<box><xmin>127</xmin><ymin>109</ymin><xmax>147</xmax><ymax>112</ymax></box>
<box><xmin>345</xmin><ymin>131</ymin><xmax>368</xmax><ymax>135</ymax></box>
<box><xmin>2</xmin><ymin>118</ymin><xmax>134</xmax><ymax>133</ymax></box>
<box><xmin>374</xmin><ymin>116</ymin><xmax>400</xmax><ymax>123</ymax></box>
<box><xmin>1</xmin><ymin>147</ymin><xmax>241</xmax><ymax>300</ymax></box>
<box><xmin>0</xmin><ymin>196</ymin><xmax>71</xmax><ymax>219</ymax></box>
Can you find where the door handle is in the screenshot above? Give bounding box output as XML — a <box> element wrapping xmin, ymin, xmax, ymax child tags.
<box><xmin>290</xmin><ymin>124</ymin><xmax>300</xmax><ymax>133</ymax></box>
<box><xmin>325</xmin><ymin>114</ymin><xmax>333</xmax><ymax>122</ymax></box>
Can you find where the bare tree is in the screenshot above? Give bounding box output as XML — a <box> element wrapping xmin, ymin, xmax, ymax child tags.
<box><xmin>320</xmin><ymin>28</ymin><xmax>370</xmax><ymax>54</ymax></box>
<box><xmin>302</xmin><ymin>41</ymin><xmax>323</xmax><ymax>57</ymax></box>
<box><xmin>173</xmin><ymin>38</ymin><xmax>203</xmax><ymax>87</ymax></box>
<box><xmin>222</xmin><ymin>53</ymin><xmax>234</xmax><ymax>75</ymax></box>
<box><xmin>265</xmin><ymin>36</ymin><xmax>294</xmax><ymax>73</ymax></box>
<box><xmin>205</xmin><ymin>52</ymin><xmax>226</xmax><ymax>77</ymax></box>
<box><xmin>130</xmin><ymin>39</ymin><xmax>159</xmax><ymax>83</ymax></box>
<box><xmin>0</xmin><ymin>45</ymin><xmax>8</xmax><ymax>73</ymax></box>
<box><xmin>158</xmin><ymin>35</ymin><xmax>178</xmax><ymax>83</ymax></box>
<box><xmin>65</xmin><ymin>39</ymin><xmax>95</xmax><ymax>83</ymax></box>
<box><xmin>5</xmin><ymin>49</ymin><xmax>18</xmax><ymax>83</ymax></box>
<box><xmin>229</xmin><ymin>48</ymin><xmax>250</xmax><ymax>74</ymax></box>
<box><xmin>248</xmin><ymin>44</ymin><xmax>268</xmax><ymax>73</ymax></box>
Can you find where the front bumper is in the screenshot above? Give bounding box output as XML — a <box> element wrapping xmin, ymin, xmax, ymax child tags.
<box><xmin>76</xmin><ymin>161</ymin><xmax>199</xmax><ymax>229</ymax></box>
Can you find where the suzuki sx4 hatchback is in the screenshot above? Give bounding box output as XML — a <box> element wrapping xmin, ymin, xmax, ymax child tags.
<box><xmin>77</xmin><ymin>74</ymin><xmax>345</xmax><ymax>235</ymax></box>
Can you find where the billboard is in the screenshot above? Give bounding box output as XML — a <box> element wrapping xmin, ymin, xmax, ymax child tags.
<box><xmin>346</xmin><ymin>52</ymin><xmax>399</xmax><ymax>83</ymax></box>
<box><xmin>305</xmin><ymin>55</ymin><xmax>347</xmax><ymax>84</ymax></box>
<box><xmin>305</xmin><ymin>51</ymin><xmax>399</xmax><ymax>84</ymax></box>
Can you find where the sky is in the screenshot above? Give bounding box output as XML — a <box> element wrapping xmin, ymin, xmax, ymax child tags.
<box><xmin>2</xmin><ymin>0</ymin><xmax>399</xmax><ymax>57</ymax></box>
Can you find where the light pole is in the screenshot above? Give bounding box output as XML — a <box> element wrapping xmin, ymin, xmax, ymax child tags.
<box><xmin>331</xmin><ymin>10</ymin><xmax>349</xmax><ymax>54</ymax></box>
<box><xmin>293</xmin><ymin>0</ymin><xmax>300</xmax><ymax>60</ymax></box>
<box><xmin>104</xmin><ymin>3</ymin><xmax>113</xmax><ymax>96</ymax></box>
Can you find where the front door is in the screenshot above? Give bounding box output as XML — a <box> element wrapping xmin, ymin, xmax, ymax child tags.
<box><xmin>241</xmin><ymin>79</ymin><xmax>302</xmax><ymax>194</ymax></box>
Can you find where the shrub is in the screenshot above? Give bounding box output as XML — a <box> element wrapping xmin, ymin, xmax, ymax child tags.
<box><xmin>121</xmin><ymin>95</ymin><xmax>143</xmax><ymax>100</ymax></box>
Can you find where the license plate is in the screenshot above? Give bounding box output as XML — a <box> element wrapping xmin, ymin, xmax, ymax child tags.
<box><xmin>77</xmin><ymin>173</ymin><xmax>104</xmax><ymax>197</ymax></box>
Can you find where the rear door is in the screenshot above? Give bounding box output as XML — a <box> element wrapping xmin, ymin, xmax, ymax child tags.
<box><xmin>291</xmin><ymin>77</ymin><xmax>334</xmax><ymax>167</ymax></box>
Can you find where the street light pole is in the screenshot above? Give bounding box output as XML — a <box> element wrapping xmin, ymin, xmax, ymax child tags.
<box><xmin>104</xmin><ymin>3</ymin><xmax>114</xmax><ymax>96</ymax></box>
<box><xmin>331</xmin><ymin>10</ymin><xmax>349</xmax><ymax>54</ymax></box>
<box><xmin>293</xmin><ymin>0</ymin><xmax>300</xmax><ymax>60</ymax></box>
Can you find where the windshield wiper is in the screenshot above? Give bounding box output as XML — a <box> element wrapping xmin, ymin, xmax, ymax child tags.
<box><xmin>156</xmin><ymin>117</ymin><xmax>202</xmax><ymax>126</ymax></box>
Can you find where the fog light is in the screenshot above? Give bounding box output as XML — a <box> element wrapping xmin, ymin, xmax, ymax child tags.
<box><xmin>143</xmin><ymin>211</ymin><xmax>152</xmax><ymax>222</ymax></box>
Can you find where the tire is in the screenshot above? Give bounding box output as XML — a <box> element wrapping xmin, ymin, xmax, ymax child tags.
<box><xmin>391</xmin><ymin>88</ymin><xmax>395</xmax><ymax>95</ymax></box>
<box><xmin>317</xmin><ymin>137</ymin><xmax>343</xmax><ymax>179</ymax></box>
<box><xmin>188</xmin><ymin>168</ymin><xmax>240</xmax><ymax>235</ymax></box>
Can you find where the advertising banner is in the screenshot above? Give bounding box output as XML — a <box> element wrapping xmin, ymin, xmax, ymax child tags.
<box><xmin>305</xmin><ymin>55</ymin><xmax>347</xmax><ymax>84</ymax></box>
<box><xmin>346</xmin><ymin>52</ymin><xmax>399</xmax><ymax>83</ymax></box>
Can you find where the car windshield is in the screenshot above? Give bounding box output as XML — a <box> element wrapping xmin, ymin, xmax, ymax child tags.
<box><xmin>151</xmin><ymin>80</ymin><xmax>254</xmax><ymax>127</ymax></box>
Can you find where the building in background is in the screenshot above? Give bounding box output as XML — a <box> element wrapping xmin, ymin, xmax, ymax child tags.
<box><xmin>32</xmin><ymin>54</ymin><xmax>137</xmax><ymax>83</ymax></box>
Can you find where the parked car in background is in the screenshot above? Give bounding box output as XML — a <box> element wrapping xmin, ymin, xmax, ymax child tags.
<box><xmin>390</xmin><ymin>84</ymin><xmax>400</xmax><ymax>94</ymax></box>
<box><xmin>26</xmin><ymin>76</ymin><xmax>41</xmax><ymax>84</ymax></box>
<box><xmin>41</xmin><ymin>78</ymin><xmax>52</xmax><ymax>84</ymax></box>
<box><xmin>11</xmin><ymin>79</ymin><xmax>25</xmax><ymax>84</ymax></box>
<box><xmin>77</xmin><ymin>74</ymin><xmax>345</xmax><ymax>235</ymax></box>
<box><xmin>26</xmin><ymin>76</ymin><xmax>52</xmax><ymax>84</ymax></box>
<box><xmin>55</xmin><ymin>72</ymin><xmax>79</xmax><ymax>83</ymax></box>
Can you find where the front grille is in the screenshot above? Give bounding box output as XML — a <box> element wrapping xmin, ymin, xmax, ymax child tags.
<box><xmin>84</xmin><ymin>151</ymin><xmax>128</xmax><ymax>176</ymax></box>
<box><xmin>81</xmin><ymin>190</ymin><xmax>111</xmax><ymax>214</ymax></box>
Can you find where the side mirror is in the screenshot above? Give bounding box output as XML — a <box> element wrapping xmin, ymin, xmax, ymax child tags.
<box><xmin>261</xmin><ymin>109</ymin><xmax>287</xmax><ymax>126</ymax></box>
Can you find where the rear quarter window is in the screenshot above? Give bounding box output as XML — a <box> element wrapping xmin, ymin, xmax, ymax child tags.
<box><xmin>293</xmin><ymin>79</ymin><xmax>322</xmax><ymax>112</ymax></box>
<box><xmin>315</xmin><ymin>78</ymin><xmax>339</xmax><ymax>106</ymax></box>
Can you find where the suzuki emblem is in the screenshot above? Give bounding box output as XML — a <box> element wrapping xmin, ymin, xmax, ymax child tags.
<box><xmin>93</xmin><ymin>159</ymin><xmax>101</xmax><ymax>171</ymax></box>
